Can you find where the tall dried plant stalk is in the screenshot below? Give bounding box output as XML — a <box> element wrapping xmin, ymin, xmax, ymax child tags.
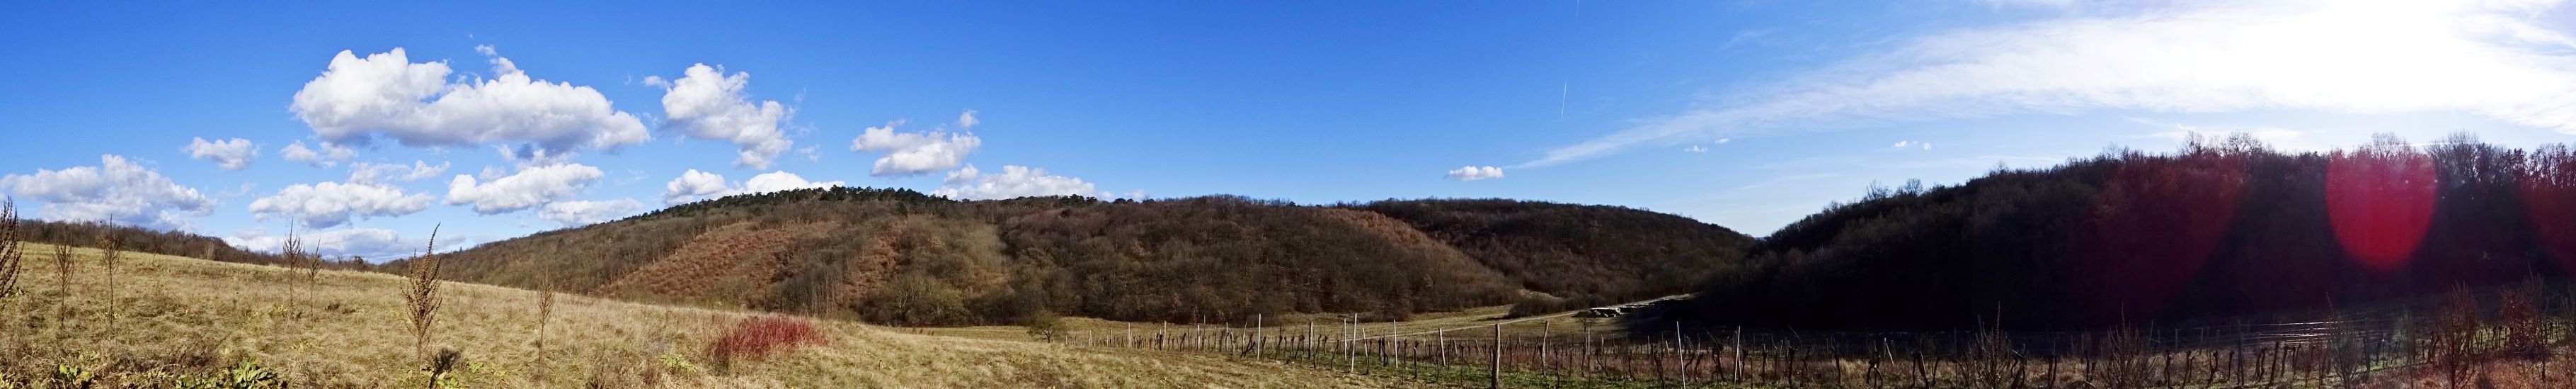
<box><xmin>403</xmin><ymin>224</ymin><xmax>444</xmax><ymax>357</ymax></box>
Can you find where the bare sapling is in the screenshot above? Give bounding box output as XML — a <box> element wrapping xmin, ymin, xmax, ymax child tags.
<box><xmin>52</xmin><ymin>244</ymin><xmax>70</xmax><ymax>335</ymax></box>
<box><xmin>282</xmin><ymin>225</ymin><xmax>307</xmax><ymax>318</ymax></box>
<box><xmin>97</xmin><ymin>221</ymin><xmax>120</xmax><ymax>332</ymax></box>
<box><xmin>0</xmin><ymin>197</ymin><xmax>24</xmax><ymax>299</ymax></box>
<box><xmin>403</xmin><ymin>224</ymin><xmax>444</xmax><ymax>357</ymax></box>
<box><xmin>535</xmin><ymin>276</ymin><xmax>557</xmax><ymax>379</ymax></box>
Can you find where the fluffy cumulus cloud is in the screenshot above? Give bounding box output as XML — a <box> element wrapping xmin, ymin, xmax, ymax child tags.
<box><xmin>661</xmin><ymin>169</ymin><xmax>729</xmax><ymax>205</ymax></box>
<box><xmin>932</xmin><ymin>164</ymin><xmax>1102</xmax><ymax>200</ymax></box>
<box><xmin>288</xmin><ymin>47</ymin><xmax>649</xmax><ymax>157</ymax></box>
<box><xmin>347</xmin><ymin>160</ymin><xmax>451</xmax><ymax>184</ymax></box>
<box><xmin>1446</xmin><ymin>166</ymin><xmax>1505</xmax><ymax>181</ymax></box>
<box><xmin>656</xmin><ymin>64</ymin><xmax>794</xmax><ymax>169</ymax></box>
<box><xmin>850</xmin><ymin>117</ymin><xmax>981</xmax><ymax>176</ymax></box>
<box><xmin>660</xmin><ymin>169</ymin><xmax>844</xmax><ymax>205</ymax></box>
<box><xmin>1526</xmin><ymin>0</ymin><xmax>2576</xmax><ymax>167</ymax></box>
<box><xmin>280</xmin><ymin>141</ymin><xmax>355</xmax><ymax>168</ymax></box>
<box><xmin>538</xmin><ymin>198</ymin><xmax>643</xmax><ymax>227</ymax></box>
<box><xmin>0</xmin><ymin>155</ymin><xmax>217</xmax><ymax>230</ymax></box>
<box><xmin>444</xmin><ymin>164</ymin><xmax>605</xmax><ymax>214</ymax></box>
<box><xmin>247</xmin><ymin>181</ymin><xmax>434</xmax><ymax>229</ymax></box>
<box><xmin>181</xmin><ymin>137</ymin><xmax>257</xmax><ymax>170</ymax></box>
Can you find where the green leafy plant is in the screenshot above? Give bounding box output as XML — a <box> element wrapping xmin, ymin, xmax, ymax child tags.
<box><xmin>659</xmin><ymin>352</ymin><xmax>702</xmax><ymax>373</ymax></box>
<box><xmin>52</xmin><ymin>365</ymin><xmax>93</xmax><ymax>389</ymax></box>
<box><xmin>170</xmin><ymin>358</ymin><xmax>284</xmax><ymax>389</ymax></box>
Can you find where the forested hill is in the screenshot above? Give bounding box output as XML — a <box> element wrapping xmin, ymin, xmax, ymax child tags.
<box><xmin>1671</xmin><ymin>133</ymin><xmax>2576</xmax><ymax>331</ymax></box>
<box><xmin>405</xmin><ymin>190</ymin><xmax>1756</xmax><ymax>327</ymax></box>
<box><xmin>1347</xmin><ymin>199</ymin><xmax>1754</xmax><ymax>308</ymax></box>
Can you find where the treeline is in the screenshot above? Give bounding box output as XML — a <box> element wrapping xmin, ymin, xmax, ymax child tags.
<box><xmin>1671</xmin><ymin>133</ymin><xmax>2576</xmax><ymax>331</ymax></box>
<box><xmin>420</xmin><ymin>188</ymin><xmax>1751</xmax><ymax>327</ymax></box>
<box><xmin>11</xmin><ymin>220</ymin><xmax>297</xmax><ymax>266</ymax></box>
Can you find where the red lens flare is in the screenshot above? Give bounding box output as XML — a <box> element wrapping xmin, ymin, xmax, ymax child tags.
<box><xmin>2324</xmin><ymin>145</ymin><xmax>2437</xmax><ymax>274</ymax></box>
<box><xmin>2073</xmin><ymin>151</ymin><xmax>2247</xmax><ymax>325</ymax></box>
<box><xmin>2525</xmin><ymin>145</ymin><xmax>2576</xmax><ymax>272</ymax></box>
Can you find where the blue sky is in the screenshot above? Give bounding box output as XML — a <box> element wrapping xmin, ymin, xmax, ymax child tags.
<box><xmin>3</xmin><ymin>1</ymin><xmax>2573</xmax><ymax>259</ymax></box>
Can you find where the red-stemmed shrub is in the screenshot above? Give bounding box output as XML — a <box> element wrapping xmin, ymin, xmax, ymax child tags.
<box><xmin>709</xmin><ymin>315</ymin><xmax>828</xmax><ymax>373</ymax></box>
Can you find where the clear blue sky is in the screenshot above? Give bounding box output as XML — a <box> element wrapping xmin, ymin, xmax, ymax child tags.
<box><xmin>4</xmin><ymin>1</ymin><xmax>2572</xmax><ymax>259</ymax></box>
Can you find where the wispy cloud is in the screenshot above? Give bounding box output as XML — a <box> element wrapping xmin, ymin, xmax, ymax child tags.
<box><xmin>1523</xmin><ymin>0</ymin><xmax>2576</xmax><ymax>167</ymax></box>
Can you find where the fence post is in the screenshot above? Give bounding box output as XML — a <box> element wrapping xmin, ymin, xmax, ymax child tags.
<box><xmin>1492</xmin><ymin>322</ymin><xmax>1504</xmax><ymax>389</ymax></box>
<box><xmin>1254</xmin><ymin>314</ymin><xmax>1264</xmax><ymax>358</ymax></box>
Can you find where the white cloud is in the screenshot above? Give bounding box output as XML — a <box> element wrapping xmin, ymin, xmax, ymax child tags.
<box><xmin>1715</xmin><ymin>138</ymin><xmax>1732</xmax><ymax>144</ymax></box>
<box><xmin>289</xmin><ymin>47</ymin><xmax>650</xmax><ymax>157</ymax></box>
<box><xmin>850</xmin><ymin>117</ymin><xmax>982</xmax><ymax>176</ymax></box>
<box><xmin>659</xmin><ymin>169</ymin><xmax>844</xmax><ymax>205</ymax></box>
<box><xmin>538</xmin><ymin>198</ymin><xmax>643</xmax><ymax>227</ymax></box>
<box><xmin>958</xmin><ymin>109</ymin><xmax>980</xmax><ymax>130</ymax></box>
<box><xmin>247</xmin><ymin>181</ymin><xmax>434</xmax><ymax>229</ymax></box>
<box><xmin>226</xmin><ymin>227</ymin><xmax>434</xmax><ymax>260</ymax></box>
<box><xmin>347</xmin><ymin>160</ymin><xmax>451</xmax><ymax>184</ymax></box>
<box><xmin>657</xmin><ymin>64</ymin><xmax>794</xmax><ymax>169</ymax></box>
<box><xmin>1446</xmin><ymin>166</ymin><xmax>1505</xmax><ymax>181</ymax></box>
<box><xmin>1525</xmin><ymin>0</ymin><xmax>2576</xmax><ymax>167</ymax></box>
<box><xmin>742</xmin><ymin>171</ymin><xmax>842</xmax><ymax>193</ymax></box>
<box><xmin>0</xmin><ymin>154</ymin><xmax>217</xmax><ymax>230</ymax></box>
<box><xmin>932</xmin><ymin>164</ymin><xmax>1101</xmax><ymax>200</ymax></box>
<box><xmin>444</xmin><ymin>163</ymin><xmax>605</xmax><ymax>214</ymax></box>
<box><xmin>280</xmin><ymin>141</ymin><xmax>355</xmax><ymax>168</ymax></box>
<box><xmin>181</xmin><ymin>137</ymin><xmax>257</xmax><ymax>170</ymax></box>
<box><xmin>1686</xmin><ymin>145</ymin><xmax>1708</xmax><ymax>152</ymax></box>
<box><xmin>662</xmin><ymin>169</ymin><xmax>730</xmax><ymax>205</ymax></box>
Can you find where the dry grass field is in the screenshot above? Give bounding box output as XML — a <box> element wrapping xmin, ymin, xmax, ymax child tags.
<box><xmin>0</xmin><ymin>242</ymin><xmax>1392</xmax><ymax>388</ymax></box>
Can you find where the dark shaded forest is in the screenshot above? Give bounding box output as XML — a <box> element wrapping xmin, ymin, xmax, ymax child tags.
<box><xmin>1672</xmin><ymin>133</ymin><xmax>2576</xmax><ymax>331</ymax></box>
<box><xmin>405</xmin><ymin>189</ymin><xmax>1754</xmax><ymax>327</ymax></box>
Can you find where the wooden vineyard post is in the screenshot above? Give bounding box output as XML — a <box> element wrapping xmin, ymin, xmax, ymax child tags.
<box><xmin>1254</xmin><ymin>314</ymin><xmax>1264</xmax><ymax>358</ymax></box>
<box><xmin>1441</xmin><ymin>329</ymin><xmax>1450</xmax><ymax>367</ymax></box>
<box><xmin>1348</xmin><ymin>315</ymin><xmax>1358</xmax><ymax>371</ymax></box>
<box><xmin>1387</xmin><ymin>320</ymin><xmax>1398</xmax><ymax>366</ymax></box>
<box><xmin>1308</xmin><ymin>320</ymin><xmax>1316</xmax><ymax>363</ymax></box>
<box><xmin>1491</xmin><ymin>322</ymin><xmax>1504</xmax><ymax>389</ymax></box>
<box><xmin>1676</xmin><ymin>322</ymin><xmax>1686</xmax><ymax>385</ymax></box>
<box><xmin>1734</xmin><ymin>327</ymin><xmax>1745</xmax><ymax>383</ymax></box>
<box><xmin>1541</xmin><ymin>322</ymin><xmax>1551</xmax><ymax>374</ymax></box>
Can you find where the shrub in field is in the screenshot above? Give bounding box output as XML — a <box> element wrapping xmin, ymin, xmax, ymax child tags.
<box><xmin>2500</xmin><ymin>279</ymin><xmax>2543</xmax><ymax>356</ymax></box>
<box><xmin>707</xmin><ymin>315</ymin><xmax>827</xmax><ymax>373</ymax></box>
<box><xmin>1504</xmin><ymin>294</ymin><xmax>1564</xmax><ymax>319</ymax></box>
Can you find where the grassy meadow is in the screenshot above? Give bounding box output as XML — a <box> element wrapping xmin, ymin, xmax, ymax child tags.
<box><xmin>0</xmin><ymin>242</ymin><xmax>1393</xmax><ymax>388</ymax></box>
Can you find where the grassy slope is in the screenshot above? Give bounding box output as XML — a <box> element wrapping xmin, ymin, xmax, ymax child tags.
<box><xmin>0</xmin><ymin>242</ymin><xmax>1389</xmax><ymax>388</ymax></box>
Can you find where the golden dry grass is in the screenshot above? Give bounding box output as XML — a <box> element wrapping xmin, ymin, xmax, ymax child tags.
<box><xmin>0</xmin><ymin>242</ymin><xmax>1392</xmax><ymax>388</ymax></box>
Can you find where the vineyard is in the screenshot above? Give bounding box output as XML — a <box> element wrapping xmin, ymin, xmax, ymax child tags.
<box><xmin>1065</xmin><ymin>284</ymin><xmax>2576</xmax><ymax>388</ymax></box>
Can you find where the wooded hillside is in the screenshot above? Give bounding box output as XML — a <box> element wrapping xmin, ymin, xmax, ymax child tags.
<box><xmin>1672</xmin><ymin>133</ymin><xmax>2576</xmax><ymax>331</ymax></box>
<box><xmin>411</xmin><ymin>190</ymin><xmax>1754</xmax><ymax>327</ymax></box>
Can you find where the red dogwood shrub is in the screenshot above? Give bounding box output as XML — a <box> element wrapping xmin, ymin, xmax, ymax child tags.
<box><xmin>709</xmin><ymin>315</ymin><xmax>828</xmax><ymax>370</ymax></box>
